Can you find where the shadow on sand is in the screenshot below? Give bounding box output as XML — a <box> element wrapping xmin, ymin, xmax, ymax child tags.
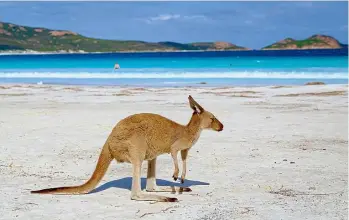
<box><xmin>89</xmin><ymin>177</ymin><xmax>210</xmax><ymax>194</ymax></box>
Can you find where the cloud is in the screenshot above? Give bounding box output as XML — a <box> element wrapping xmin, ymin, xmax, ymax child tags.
<box><xmin>141</xmin><ymin>14</ymin><xmax>208</xmax><ymax>24</ymax></box>
<box><xmin>182</xmin><ymin>15</ymin><xmax>207</xmax><ymax>20</ymax></box>
<box><xmin>150</xmin><ymin>14</ymin><xmax>180</xmax><ymax>21</ymax></box>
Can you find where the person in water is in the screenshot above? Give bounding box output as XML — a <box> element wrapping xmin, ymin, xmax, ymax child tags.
<box><xmin>114</xmin><ymin>63</ymin><xmax>120</xmax><ymax>69</ymax></box>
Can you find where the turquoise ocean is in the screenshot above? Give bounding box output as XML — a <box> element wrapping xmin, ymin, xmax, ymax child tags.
<box><xmin>0</xmin><ymin>49</ymin><xmax>347</xmax><ymax>87</ymax></box>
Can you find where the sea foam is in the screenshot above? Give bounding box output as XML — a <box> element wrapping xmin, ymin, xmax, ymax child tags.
<box><xmin>0</xmin><ymin>71</ymin><xmax>347</xmax><ymax>79</ymax></box>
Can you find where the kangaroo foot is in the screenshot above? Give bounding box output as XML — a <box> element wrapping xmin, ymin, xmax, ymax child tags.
<box><xmin>172</xmin><ymin>174</ymin><xmax>178</xmax><ymax>181</ymax></box>
<box><xmin>131</xmin><ymin>193</ymin><xmax>178</xmax><ymax>202</ymax></box>
<box><xmin>146</xmin><ymin>186</ymin><xmax>192</xmax><ymax>193</ymax></box>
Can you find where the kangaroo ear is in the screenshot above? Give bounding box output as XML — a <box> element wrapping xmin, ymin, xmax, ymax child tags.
<box><xmin>188</xmin><ymin>95</ymin><xmax>204</xmax><ymax>113</ymax></box>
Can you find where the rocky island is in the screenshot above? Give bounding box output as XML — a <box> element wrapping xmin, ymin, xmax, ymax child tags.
<box><xmin>0</xmin><ymin>21</ymin><xmax>249</xmax><ymax>53</ymax></box>
<box><xmin>262</xmin><ymin>35</ymin><xmax>345</xmax><ymax>50</ymax></box>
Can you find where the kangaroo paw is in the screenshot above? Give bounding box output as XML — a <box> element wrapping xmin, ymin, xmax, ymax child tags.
<box><xmin>172</xmin><ymin>174</ymin><xmax>178</xmax><ymax>181</ymax></box>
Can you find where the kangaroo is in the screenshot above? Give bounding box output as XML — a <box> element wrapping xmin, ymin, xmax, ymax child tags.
<box><xmin>31</xmin><ymin>95</ymin><xmax>223</xmax><ymax>202</ymax></box>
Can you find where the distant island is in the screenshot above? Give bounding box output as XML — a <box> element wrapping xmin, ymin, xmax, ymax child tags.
<box><xmin>0</xmin><ymin>21</ymin><xmax>249</xmax><ymax>53</ymax></box>
<box><xmin>262</xmin><ymin>35</ymin><xmax>346</xmax><ymax>50</ymax></box>
<box><xmin>0</xmin><ymin>21</ymin><xmax>347</xmax><ymax>54</ymax></box>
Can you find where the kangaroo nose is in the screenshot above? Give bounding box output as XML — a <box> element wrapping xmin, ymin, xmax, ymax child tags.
<box><xmin>218</xmin><ymin>124</ymin><xmax>224</xmax><ymax>131</ymax></box>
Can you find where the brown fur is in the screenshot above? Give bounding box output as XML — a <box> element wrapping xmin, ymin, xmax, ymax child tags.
<box><xmin>31</xmin><ymin>95</ymin><xmax>223</xmax><ymax>202</ymax></box>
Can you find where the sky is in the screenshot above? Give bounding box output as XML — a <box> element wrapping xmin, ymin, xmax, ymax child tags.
<box><xmin>0</xmin><ymin>1</ymin><xmax>347</xmax><ymax>49</ymax></box>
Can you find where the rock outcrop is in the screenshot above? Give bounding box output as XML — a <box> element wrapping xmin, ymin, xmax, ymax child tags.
<box><xmin>263</xmin><ymin>35</ymin><xmax>343</xmax><ymax>50</ymax></box>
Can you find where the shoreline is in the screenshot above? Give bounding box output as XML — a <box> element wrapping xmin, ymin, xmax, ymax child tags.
<box><xmin>0</xmin><ymin>49</ymin><xmax>251</xmax><ymax>56</ymax></box>
<box><xmin>0</xmin><ymin>80</ymin><xmax>347</xmax><ymax>88</ymax></box>
<box><xmin>0</xmin><ymin>48</ymin><xmax>347</xmax><ymax>56</ymax></box>
<box><xmin>0</xmin><ymin>82</ymin><xmax>347</xmax><ymax>89</ymax></box>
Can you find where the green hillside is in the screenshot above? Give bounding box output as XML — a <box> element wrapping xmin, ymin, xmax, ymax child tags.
<box><xmin>262</xmin><ymin>35</ymin><xmax>343</xmax><ymax>50</ymax></box>
<box><xmin>0</xmin><ymin>21</ymin><xmax>248</xmax><ymax>52</ymax></box>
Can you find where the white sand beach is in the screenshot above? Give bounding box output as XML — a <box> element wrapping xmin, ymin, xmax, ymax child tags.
<box><xmin>0</xmin><ymin>84</ymin><xmax>347</xmax><ymax>220</ymax></box>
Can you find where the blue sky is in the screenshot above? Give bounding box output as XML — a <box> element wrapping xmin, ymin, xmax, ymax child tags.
<box><xmin>0</xmin><ymin>1</ymin><xmax>347</xmax><ymax>49</ymax></box>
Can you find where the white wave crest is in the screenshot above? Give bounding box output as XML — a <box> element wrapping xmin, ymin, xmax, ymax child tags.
<box><xmin>0</xmin><ymin>71</ymin><xmax>347</xmax><ymax>79</ymax></box>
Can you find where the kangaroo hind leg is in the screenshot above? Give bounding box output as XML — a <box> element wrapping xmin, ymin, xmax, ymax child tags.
<box><xmin>127</xmin><ymin>142</ymin><xmax>178</xmax><ymax>202</ymax></box>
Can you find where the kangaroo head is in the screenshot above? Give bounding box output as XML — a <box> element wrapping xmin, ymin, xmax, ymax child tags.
<box><xmin>188</xmin><ymin>95</ymin><xmax>224</xmax><ymax>132</ymax></box>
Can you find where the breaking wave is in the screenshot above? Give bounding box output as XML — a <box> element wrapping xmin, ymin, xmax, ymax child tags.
<box><xmin>0</xmin><ymin>71</ymin><xmax>347</xmax><ymax>79</ymax></box>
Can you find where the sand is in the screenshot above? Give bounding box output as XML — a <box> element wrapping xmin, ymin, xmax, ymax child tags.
<box><xmin>0</xmin><ymin>84</ymin><xmax>347</xmax><ymax>220</ymax></box>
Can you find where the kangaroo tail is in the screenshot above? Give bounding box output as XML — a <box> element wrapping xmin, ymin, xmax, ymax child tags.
<box><xmin>31</xmin><ymin>144</ymin><xmax>113</xmax><ymax>195</ymax></box>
